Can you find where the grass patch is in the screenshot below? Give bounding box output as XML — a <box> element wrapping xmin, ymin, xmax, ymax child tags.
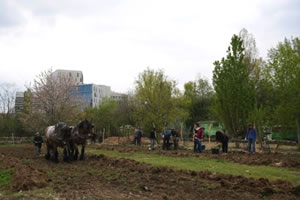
<box><xmin>87</xmin><ymin>148</ymin><xmax>300</xmax><ymax>186</ymax></box>
<box><xmin>0</xmin><ymin>169</ymin><xmax>12</xmax><ymax>186</ymax></box>
<box><xmin>22</xmin><ymin>158</ymin><xmax>33</xmax><ymax>165</ymax></box>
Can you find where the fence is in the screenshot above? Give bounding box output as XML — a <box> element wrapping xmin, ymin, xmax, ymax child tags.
<box><xmin>0</xmin><ymin>136</ymin><xmax>33</xmax><ymax>144</ymax></box>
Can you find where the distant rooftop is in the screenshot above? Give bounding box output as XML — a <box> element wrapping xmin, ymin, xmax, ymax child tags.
<box><xmin>16</xmin><ymin>92</ymin><xmax>24</xmax><ymax>98</ymax></box>
<box><xmin>54</xmin><ymin>69</ymin><xmax>83</xmax><ymax>73</ymax></box>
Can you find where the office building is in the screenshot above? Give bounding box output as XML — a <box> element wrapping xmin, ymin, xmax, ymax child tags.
<box><xmin>52</xmin><ymin>69</ymin><xmax>83</xmax><ymax>85</ymax></box>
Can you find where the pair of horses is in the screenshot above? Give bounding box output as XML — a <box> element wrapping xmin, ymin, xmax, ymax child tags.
<box><xmin>44</xmin><ymin>120</ymin><xmax>94</xmax><ymax>162</ymax></box>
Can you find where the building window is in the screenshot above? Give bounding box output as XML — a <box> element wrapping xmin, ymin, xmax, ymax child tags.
<box><xmin>77</xmin><ymin>73</ymin><xmax>79</xmax><ymax>77</ymax></box>
<box><xmin>69</xmin><ymin>72</ymin><xmax>72</xmax><ymax>77</ymax></box>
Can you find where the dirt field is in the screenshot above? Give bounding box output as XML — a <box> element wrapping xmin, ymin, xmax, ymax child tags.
<box><xmin>0</xmin><ymin>144</ymin><xmax>300</xmax><ymax>200</ymax></box>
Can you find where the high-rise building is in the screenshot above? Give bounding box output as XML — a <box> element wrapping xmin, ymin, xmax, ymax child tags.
<box><xmin>52</xmin><ymin>69</ymin><xmax>83</xmax><ymax>85</ymax></box>
<box><xmin>15</xmin><ymin>92</ymin><xmax>24</xmax><ymax>113</ymax></box>
<box><xmin>75</xmin><ymin>84</ymin><xmax>125</xmax><ymax>108</ymax></box>
<box><xmin>15</xmin><ymin>69</ymin><xmax>124</xmax><ymax>111</ymax></box>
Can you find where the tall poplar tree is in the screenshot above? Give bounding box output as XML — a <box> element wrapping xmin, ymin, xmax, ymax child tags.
<box><xmin>213</xmin><ymin>34</ymin><xmax>255</xmax><ymax>137</ymax></box>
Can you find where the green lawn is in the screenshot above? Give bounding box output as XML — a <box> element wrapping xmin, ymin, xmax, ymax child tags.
<box><xmin>0</xmin><ymin>169</ymin><xmax>11</xmax><ymax>186</ymax></box>
<box><xmin>87</xmin><ymin>148</ymin><xmax>300</xmax><ymax>186</ymax></box>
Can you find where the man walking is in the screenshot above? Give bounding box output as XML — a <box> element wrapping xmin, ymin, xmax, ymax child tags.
<box><xmin>33</xmin><ymin>132</ymin><xmax>43</xmax><ymax>156</ymax></box>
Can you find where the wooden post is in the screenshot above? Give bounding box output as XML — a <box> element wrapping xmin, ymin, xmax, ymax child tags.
<box><xmin>296</xmin><ymin>117</ymin><xmax>300</xmax><ymax>150</ymax></box>
<box><xmin>208</xmin><ymin>124</ymin><xmax>212</xmax><ymax>144</ymax></box>
<box><xmin>180</xmin><ymin>123</ymin><xmax>184</xmax><ymax>146</ymax></box>
<box><xmin>11</xmin><ymin>132</ymin><xmax>15</xmax><ymax>145</ymax></box>
<box><xmin>102</xmin><ymin>128</ymin><xmax>105</xmax><ymax>144</ymax></box>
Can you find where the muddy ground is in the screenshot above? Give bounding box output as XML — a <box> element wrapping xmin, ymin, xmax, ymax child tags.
<box><xmin>0</xmin><ymin>144</ymin><xmax>299</xmax><ymax>200</ymax></box>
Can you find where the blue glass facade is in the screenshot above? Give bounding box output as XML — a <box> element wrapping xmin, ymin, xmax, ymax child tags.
<box><xmin>74</xmin><ymin>84</ymin><xmax>93</xmax><ymax>107</ymax></box>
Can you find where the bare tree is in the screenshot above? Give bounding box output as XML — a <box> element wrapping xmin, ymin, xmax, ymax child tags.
<box><xmin>0</xmin><ymin>82</ymin><xmax>17</xmax><ymax>115</ymax></box>
<box><xmin>20</xmin><ymin>69</ymin><xmax>83</xmax><ymax>132</ymax></box>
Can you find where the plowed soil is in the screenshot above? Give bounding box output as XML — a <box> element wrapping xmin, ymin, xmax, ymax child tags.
<box><xmin>0</xmin><ymin>144</ymin><xmax>299</xmax><ymax>200</ymax></box>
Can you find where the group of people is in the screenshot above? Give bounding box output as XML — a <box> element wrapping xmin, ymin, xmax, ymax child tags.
<box><xmin>134</xmin><ymin>127</ymin><xmax>179</xmax><ymax>150</ymax></box>
<box><xmin>134</xmin><ymin>123</ymin><xmax>257</xmax><ymax>154</ymax></box>
<box><xmin>193</xmin><ymin>122</ymin><xmax>257</xmax><ymax>154</ymax></box>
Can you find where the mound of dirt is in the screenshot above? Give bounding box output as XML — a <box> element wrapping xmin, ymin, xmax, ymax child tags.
<box><xmin>0</xmin><ymin>153</ymin><xmax>48</xmax><ymax>191</ymax></box>
<box><xmin>104</xmin><ymin>136</ymin><xmax>136</xmax><ymax>145</ymax></box>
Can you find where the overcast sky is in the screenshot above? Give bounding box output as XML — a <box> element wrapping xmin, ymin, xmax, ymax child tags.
<box><xmin>0</xmin><ymin>0</ymin><xmax>299</xmax><ymax>93</ymax></box>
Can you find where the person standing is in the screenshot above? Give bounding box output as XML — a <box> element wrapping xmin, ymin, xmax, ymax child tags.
<box><xmin>33</xmin><ymin>132</ymin><xmax>43</xmax><ymax>156</ymax></box>
<box><xmin>193</xmin><ymin>123</ymin><xmax>203</xmax><ymax>153</ymax></box>
<box><xmin>171</xmin><ymin>129</ymin><xmax>179</xmax><ymax>150</ymax></box>
<box><xmin>163</xmin><ymin>129</ymin><xmax>172</xmax><ymax>150</ymax></box>
<box><xmin>246</xmin><ymin>124</ymin><xmax>257</xmax><ymax>154</ymax></box>
<box><xmin>135</xmin><ymin>128</ymin><xmax>142</xmax><ymax>145</ymax></box>
<box><xmin>149</xmin><ymin>128</ymin><xmax>157</xmax><ymax>150</ymax></box>
<box><xmin>215</xmin><ymin>130</ymin><xmax>229</xmax><ymax>153</ymax></box>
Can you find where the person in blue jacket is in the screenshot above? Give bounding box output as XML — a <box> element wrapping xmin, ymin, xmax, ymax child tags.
<box><xmin>245</xmin><ymin>124</ymin><xmax>257</xmax><ymax>154</ymax></box>
<box><xmin>163</xmin><ymin>129</ymin><xmax>172</xmax><ymax>150</ymax></box>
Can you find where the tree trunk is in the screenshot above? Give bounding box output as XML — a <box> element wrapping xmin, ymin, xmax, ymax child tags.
<box><xmin>180</xmin><ymin>123</ymin><xmax>183</xmax><ymax>146</ymax></box>
<box><xmin>102</xmin><ymin>128</ymin><xmax>105</xmax><ymax>144</ymax></box>
<box><xmin>256</xmin><ymin>123</ymin><xmax>266</xmax><ymax>152</ymax></box>
<box><xmin>296</xmin><ymin>117</ymin><xmax>300</xmax><ymax>150</ymax></box>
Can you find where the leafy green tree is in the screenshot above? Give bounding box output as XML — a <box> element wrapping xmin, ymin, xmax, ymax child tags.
<box><xmin>213</xmin><ymin>34</ymin><xmax>256</xmax><ymax>137</ymax></box>
<box><xmin>267</xmin><ymin>37</ymin><xmax>300</xmax><ymax>146</ymax></box>
<box><xmin>134</xmin><ymin>68</ymin><xmax>179</xmax><ymax>133</ymax></box>
<box><xmin>183</xmin><ymin>76</ymin><xmax>214</xmax><ymax>129</ymax></box>
<box><xmin>115</xmin><ymin>93</ymin><xmax>136</xmax><ymax>127</ymax></box>
<box><xmin>85</xmin><ymin>98</ymin><xmax>118</xmax><ymax>136</ymax></box>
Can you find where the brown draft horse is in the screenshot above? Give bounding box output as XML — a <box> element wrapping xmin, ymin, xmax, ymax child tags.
<box><xmin>45</xmin><ymin>122</ymin><xmax>72</xmax><ymax>162</ymax></box>
<box><xmin>69</xmin><ymin>120</ymin><xmax>94</xmax><ymax>160</ymax></box>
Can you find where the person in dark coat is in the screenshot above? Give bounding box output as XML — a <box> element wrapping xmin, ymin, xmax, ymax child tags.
<box><xmin>149</xmin><ymin>128</ymin><xmax>157</xmax><ymax>150</ymax></box>
<box><xmin>215</xmin><ymin>130</ymin><xmax>229</xmax><ymax>153</ymax></box>
<box><xmin>135</xmin><ymin>128</ymin><xmax>142</xmax><ymax>145</ymax></box>
<box><xmin>171</xmin><ymin>129</ymin><xmax>179</xmax><ymax>150</ymax></box>
<box><xmin>33</xmin><ymin>132</ymin><xmax>43</xmax><ymax>156</ymax></box>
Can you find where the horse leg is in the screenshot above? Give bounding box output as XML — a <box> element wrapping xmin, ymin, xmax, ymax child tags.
<box><xmin>45</xmin><ymin>144</ymin><xmax>51</xmax><ymax>160</ymax></box>
<box><xmin>68</xmin><ymin>141</ymin><xmax>74</xmax><ymax>161</ymax></box>
<box><xmin>52</xmin><ymin>145</ymin><xmax>59</xmax><ymax>163</ymax></box>
<box><xmin>79</xmin><ymin>145</ymin><xmax>85</xmax><ymax>160</ymax></box>
<box><xmin>63</xmin><ymin>147</ymin><xmax>69</xmax><ymax>162</ymax></box>
<box><xmin>54</xmin><ymin>149</ymin><xmax>59</xmax><ymax>163</ymax></box>
<box><xmin>74</xmin><ymin>146</ymin><xmax>79</xmax><ymax>161</ymax></box>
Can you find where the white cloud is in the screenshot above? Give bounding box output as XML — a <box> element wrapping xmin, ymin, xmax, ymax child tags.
<box><xmin>0</xmin><ymin>0</ymin><xmax>299</xmax><ymax>93</ymax></box>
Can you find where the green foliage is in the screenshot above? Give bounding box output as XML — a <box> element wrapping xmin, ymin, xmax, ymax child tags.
<box><xmin>0</xmin><ymin>169</ymin><xmax>11</xmax><ymax>186</ymax></box>
<box><xmin>0</xmin><ymin>114</ymin><xmax>26</xmax><ymax>137</ymax></box>
<box><xmin>114</xmin><ymin>94</ymin><xmax>137</xmax><ymax>127</ymax></box>
<box><xmin>213</xmin><ymin>34</ymin><xmax>256</xmax><ymax>137</ymax></box>
<box><xmin>18</xmin><ymin>89</ymin><xmax>46</xmax><ymax>134</ymax></box>
<box><xmin>84</xmin><ymin>98</ymin><xmax>118</xmax><ymax>136</ymax></box>
<box><xmin>267</xmin><ymin>37</ymin><xmax>300</xmax><ymax>128</ymax></box>
<box><xmin>134</xmin><ymin>68</ymin><xmax>179</xmax><ymax>132</ymax></box>
<box><xmin>183</xmin><ymin>76</ymin><xmax>214</xmax><ymax>129</ymax></box>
